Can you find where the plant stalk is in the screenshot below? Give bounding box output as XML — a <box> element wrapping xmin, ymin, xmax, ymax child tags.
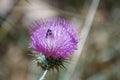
<box><xmin>39</xmin><ymin>70</ymin><xmax>48</xmax><ymax>80</ymax></box>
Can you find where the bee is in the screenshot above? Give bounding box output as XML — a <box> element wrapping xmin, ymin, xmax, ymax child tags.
<box><xmin>46</xmin><ymin>29</ymin><xmax>52</xmax><ymax>38</ymax></box>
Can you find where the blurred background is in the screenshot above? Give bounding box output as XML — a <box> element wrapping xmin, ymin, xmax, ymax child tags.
<box><xmin>0</xmin><ymin>0</ymin><xmax>120</xmax><ymax>80</ymax></box>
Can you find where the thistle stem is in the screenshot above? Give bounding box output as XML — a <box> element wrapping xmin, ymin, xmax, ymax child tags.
<box><xmin>39</xmin><ymin>70</ymin><xmax>48</xmax><ymax>80</ymax></box>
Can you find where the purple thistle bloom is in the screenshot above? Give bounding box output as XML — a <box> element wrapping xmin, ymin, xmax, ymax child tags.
<box><xmin>29</xmin><ymin>17</ymin><xmax>78</xmax><ymax>58</ymax></box>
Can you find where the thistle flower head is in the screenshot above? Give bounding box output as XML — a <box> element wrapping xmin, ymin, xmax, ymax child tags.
<box><xmin>29</xmin><ymin>17</ymin><xmax>78</xmax><ymax>70</ymax></box>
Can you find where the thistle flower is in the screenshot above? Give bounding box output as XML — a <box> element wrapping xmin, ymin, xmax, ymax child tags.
<box><xmin>29</xmin><ymin>17</ymin><xmax>78</xmax><ymax>70</ymax></box>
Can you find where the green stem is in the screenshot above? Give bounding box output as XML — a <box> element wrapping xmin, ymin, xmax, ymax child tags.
<box><xmin>39</xmin><ymin>70</ymin><xmax>48</xmax><ymax>80</ymax></box>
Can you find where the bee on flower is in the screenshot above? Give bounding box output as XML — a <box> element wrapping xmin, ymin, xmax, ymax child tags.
<box><xmin>29</xmin><ymin>17</ymin><xmax>78</xmax><ymax>71</ymax></box>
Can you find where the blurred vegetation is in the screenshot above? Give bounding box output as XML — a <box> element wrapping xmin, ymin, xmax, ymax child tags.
<box><xmin>0</xmin><ymin>0</ymin><xmax>120</xmax><ymax>80</ymax></box>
